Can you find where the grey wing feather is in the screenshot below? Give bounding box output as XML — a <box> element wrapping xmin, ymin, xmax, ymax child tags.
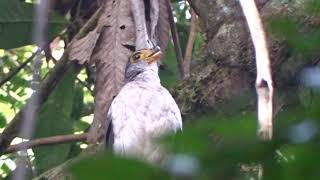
<box><xmin>105</xmin><ymin>110</ymin><xmax>113</xmax><ymax>149</ymax></box>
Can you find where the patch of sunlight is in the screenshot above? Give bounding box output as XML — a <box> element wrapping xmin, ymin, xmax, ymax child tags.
<box><xmin>0</xmin><ymin>49</ymin><xmax>4</xmax><ymax>57</ymax></box>
<box><xmin>24</xmin><ymin>45</ymin><xmax>36</xmax><ymax>51</ymax></box>
<box><xmin>22</xmin><ymin>87</ymin><xmax>33</xmax><ymax>100</ymax></box>
<box><xmin>51</xmin><ymin>39</ymin><xmax>65</xmax><ymax>60</ymax></box>
<box><xmin>0</xmin><ymin>88</ymin><xmax>8</xmax><ymax>96</ymax></box>
<box><xmin>12</xmin><ymin>55</ymin><xmax>18</xmax><ymax>61</ymax></box>
<box><xmin>21</xmin><ymin>71</ymin><xmax>33</xmax><ymax>81</ymax></box>
<box><xmin>3</xmin><ymin>67</ymin><xmax>9</xmax><ymax>74</ymax></box>
<box><xmin>11</xmin><ymin>137</ymin><xmax>24</xmax><ymax>145</ymax></box>
<box><xmin>185</xmin><ymin>9</ymin><xmax>191</xmax><ymax>19</ymax></box>
<box><xmin>174</xmin><ymin>16</ymin><xmax>177</xmax><ymax>23</ymax></box>
<box><xmin>9</xmin><ymin>91</ymin><xmax>24</xmax><ymax>102</ymax></box>
<box><xmin>11</xmin><ymin>137</ymin><xmax>34</xmax><ymax>158</ymax></box>
<box><xmin>23</xmin><ymin>51</ymin><xmax>33</xmax><ymax>59</ymax></box>
<box><xmin>84</xmin><ymin>90</ymin><xmax>94</xmax><ymax>104</ymax></box>
<box><xmin>0</xmin><ymin>103</ymin><xmax>15</xmax><ymax>126</ymax></box>
<box><xmin>25</xmin><ymin>0</ymin><xmax>33</xmax><ymax>3</ymax></box>
<box><xmin>28</xmin><ymin>149</ymin><xmax>35</xmax><ymax>161</ymax></box>
<box><xmin>81</xmin><ymin>114</ymin><xmax>94</xmax><ymax>125</ymax></box>
<box><xmin>77</xmin><ymin>69</ymin><xmax>87</xmax><ymax>81</ymax></box>
<box><xmin>4</xmin><ymin>158</ymin><xmax>16</xmax><ymax>171</ymax></box>
<box><xmin>59</xmin><ymin>40</ymin><xmax>65</xmax><ymax>47</ymax></box>
<box><xmin>0</xmin><ymin>167</ymin><xmax>6</xmax><ymax>178</ymax></box>
<box><xmin>32</xmin><ymin>46</ymin><xmax>39</xmax><ymax>53</ymax></box>
<box><xmin>179</xmin><ymin>1</ymin><xmax>185</xmax><ymax>10</ymax></box>
<box><xmin>48</xmin><ymin>59</ymin><xmax>55</xmax><ymax>68</ymax></box>
<box><xmin>80</xmin><ymin>143</ymin><xmax>88</xmax><ymax>149</ymax></box>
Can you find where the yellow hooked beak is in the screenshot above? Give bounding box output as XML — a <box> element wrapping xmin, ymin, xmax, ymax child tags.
<box><xmin>145</xmin><ymin>46</ymin><xmax>162</xmax><ymax>64</ymax></box>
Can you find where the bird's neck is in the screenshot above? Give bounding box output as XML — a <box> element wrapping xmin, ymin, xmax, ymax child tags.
<box><xmin>132</xmin><ymin>63</ymin><xmax>160</xmax><ymax>84</ymax></box>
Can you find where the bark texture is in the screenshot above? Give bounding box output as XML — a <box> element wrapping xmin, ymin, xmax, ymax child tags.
<box><xmin>69</xmin><ymin>0</ymin><xmax>170</xmax><ymax>144</ymax></box>
<box><xmin>176</xmin><ymin>0</ymin><xmax>320</xmax><ymax>116</ymax></box>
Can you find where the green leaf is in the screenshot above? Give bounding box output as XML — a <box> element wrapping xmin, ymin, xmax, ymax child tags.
<box><xmin>0</xmin><ymin>112</ymin><xmax>7</xmax><ymax>128</ymax></box>
<box><xmin>0</xmin><ymin>163</ymin><xmax>10</xmax><ymax>175</ymax></box>
<box><xmin>74</xmin><ymin>120</ymin><xmax>90</xmax><ymax>132</ymax></box>
<box><xmin>70</xmin><ymin>85</ymin><xmax>84</xmax><ymax>121</ymax></box>
<box><xmin>0</xmin><ymin>0</ymin><xmax>68</xmax><ymax>49</ymax></box>
<box><xmin>32</xmin><ymin>66</ymin><xmax>77</xmax><ymax>174</ymax></box>
<box><xmin>69</xmin><ymin>153</ymin><xmax>169</xmax><ymax>180</ymax></box>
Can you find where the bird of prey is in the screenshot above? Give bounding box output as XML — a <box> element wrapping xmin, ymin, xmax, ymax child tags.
<box><xmin>106</xmin><ymin>46</ymin><xmax>182</xmax><ymax>163</ymax></box>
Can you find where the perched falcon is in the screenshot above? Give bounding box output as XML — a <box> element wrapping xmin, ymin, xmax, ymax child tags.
<box><xmin>106</xmin><ymin>46</ymin><xmax>182</xmax><ymax>163</ymax></box>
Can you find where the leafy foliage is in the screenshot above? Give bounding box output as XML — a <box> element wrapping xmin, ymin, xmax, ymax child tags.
<box><xmin>68</xmin><ymin>92</ymin><xmax>320</xmax><ymax>179</ymax></box>
<box><xmin>32</xmin><ymin>66</ymin><xmax>77</xmax><ymax>174</ymax></box>
<box><xmin>69</xmin><ymin>154</ymin><xmax>169</xmax><ymax>180</ymax></box>
<box><xmin>1</xmin><ymin>0</ymin><xmax>320</xmax><ymax>179</ymax></box>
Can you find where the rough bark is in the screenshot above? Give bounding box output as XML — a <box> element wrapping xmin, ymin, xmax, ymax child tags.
<box><xmin>155</xmin><ymin>0</ymin><xmax>170</xmax><ymax>61</ymax></box>
<box><xmin>176</xmin><ymin>0</ymin><xmax>320</xmax><ymax>117</ymax></box>
<box><xmin>70</xmin><ymin>0</ymin><xmax>170</xmax><ymax>144</ymax></box>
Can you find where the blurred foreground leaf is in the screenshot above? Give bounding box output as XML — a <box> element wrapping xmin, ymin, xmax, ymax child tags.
<box><xmin>32</xmin><ymin>66</ymin><xmax>77</xmax><ymax>174</ymax></box>
<box><xmin>69</xmin><ymin>153</ymin><xmax>169</xmax><ymax>180</ymax></box>
<box><xmin>0</xmin><ymin>0</ymin><xmax>67</xmax><ymax>49</ymax></box>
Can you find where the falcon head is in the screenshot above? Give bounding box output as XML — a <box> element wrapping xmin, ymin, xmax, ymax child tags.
<box><xmin>125</xmin><ymin>46</ymin><xmax>162</xmax><ymax>81</ymax></box>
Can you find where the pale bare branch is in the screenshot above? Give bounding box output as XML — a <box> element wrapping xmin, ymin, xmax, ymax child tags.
<box><xmin>130</xmin><ymin>0</ymin><xmax>152</xmax><ymax>49</ymax></box>
<box><xmin>239</xmin><ymin>0</ymin><xmax>274</xmax><ymax>140</ymax></box>
<box><xmin>183</xmin><ymin>7</ymin><xmax>197</xmax><ymax>79</ymax></box>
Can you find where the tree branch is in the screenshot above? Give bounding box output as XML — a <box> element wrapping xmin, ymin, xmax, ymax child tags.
<box><xmin>3</xmin><ymin>133</ymin><xmax>87</xmax><ymax>155</ymax></box>
<box><xmin>0</xmin><ymin>49</ymin><xmax>41</xmax><ymax>88</ymax></box>
<box><xmin>130</xmin><ymin>0</ymin><xmax>152</xmax><ymax>49</ymax></box>
<box><xmin>239</xmin><ymin>0</ymin><xmax>274</xmax><ymax>140</ymax></box>
<box><xmin>183</xmin><ymin>7</ymin><xmax>197</xmax><ymax>79</ymax></box>
<box><xmin>166</xmin><ymin>0</ymin><xmax>185</xmax><ymax>79</ymax></box>
<box><xmin>76</xmin><ymin>77</ymin><xmax>93</xmax><ymax>94</ymax></box>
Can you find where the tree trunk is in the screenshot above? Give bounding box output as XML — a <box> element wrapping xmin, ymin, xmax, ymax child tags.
<box><xmin>175</xmin><ymin>0</ymin><xmax>320</xmax><ymax>117</ymax></box>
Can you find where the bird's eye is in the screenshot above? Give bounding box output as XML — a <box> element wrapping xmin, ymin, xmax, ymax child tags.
<box><xmin>134</xmin><ymin>54</ymin><xmax>140</xmax><ymax>60</ymax></box>
<box><xmin>130</xmin><ymin>53</ymin><xmax>142</xmax><ymax>63</ymax></box>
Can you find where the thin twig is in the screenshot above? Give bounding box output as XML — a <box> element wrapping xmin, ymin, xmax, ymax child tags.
<box><xmin>76</xmin><ymin>77</ymin><xmax>93</xmax><ymax>93</ymax></box>
<box><xmin>0</xmin><ymin>49</ymin><xmax>41</xmax><ymax>88</ymax></box>
<box><xmin>183</xmin><ymin>7</ymin><xmax>197</xmax><ymax>79</ymax></box>
<box><xmin>166</xmin><ymin>0</ymin><xmax>185</xmax><ymax>79</ymax></box>
<box><xmin>4</xmin><ymin>133</ymin><xmax>88</xmax><ymax>155</ymax></box>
